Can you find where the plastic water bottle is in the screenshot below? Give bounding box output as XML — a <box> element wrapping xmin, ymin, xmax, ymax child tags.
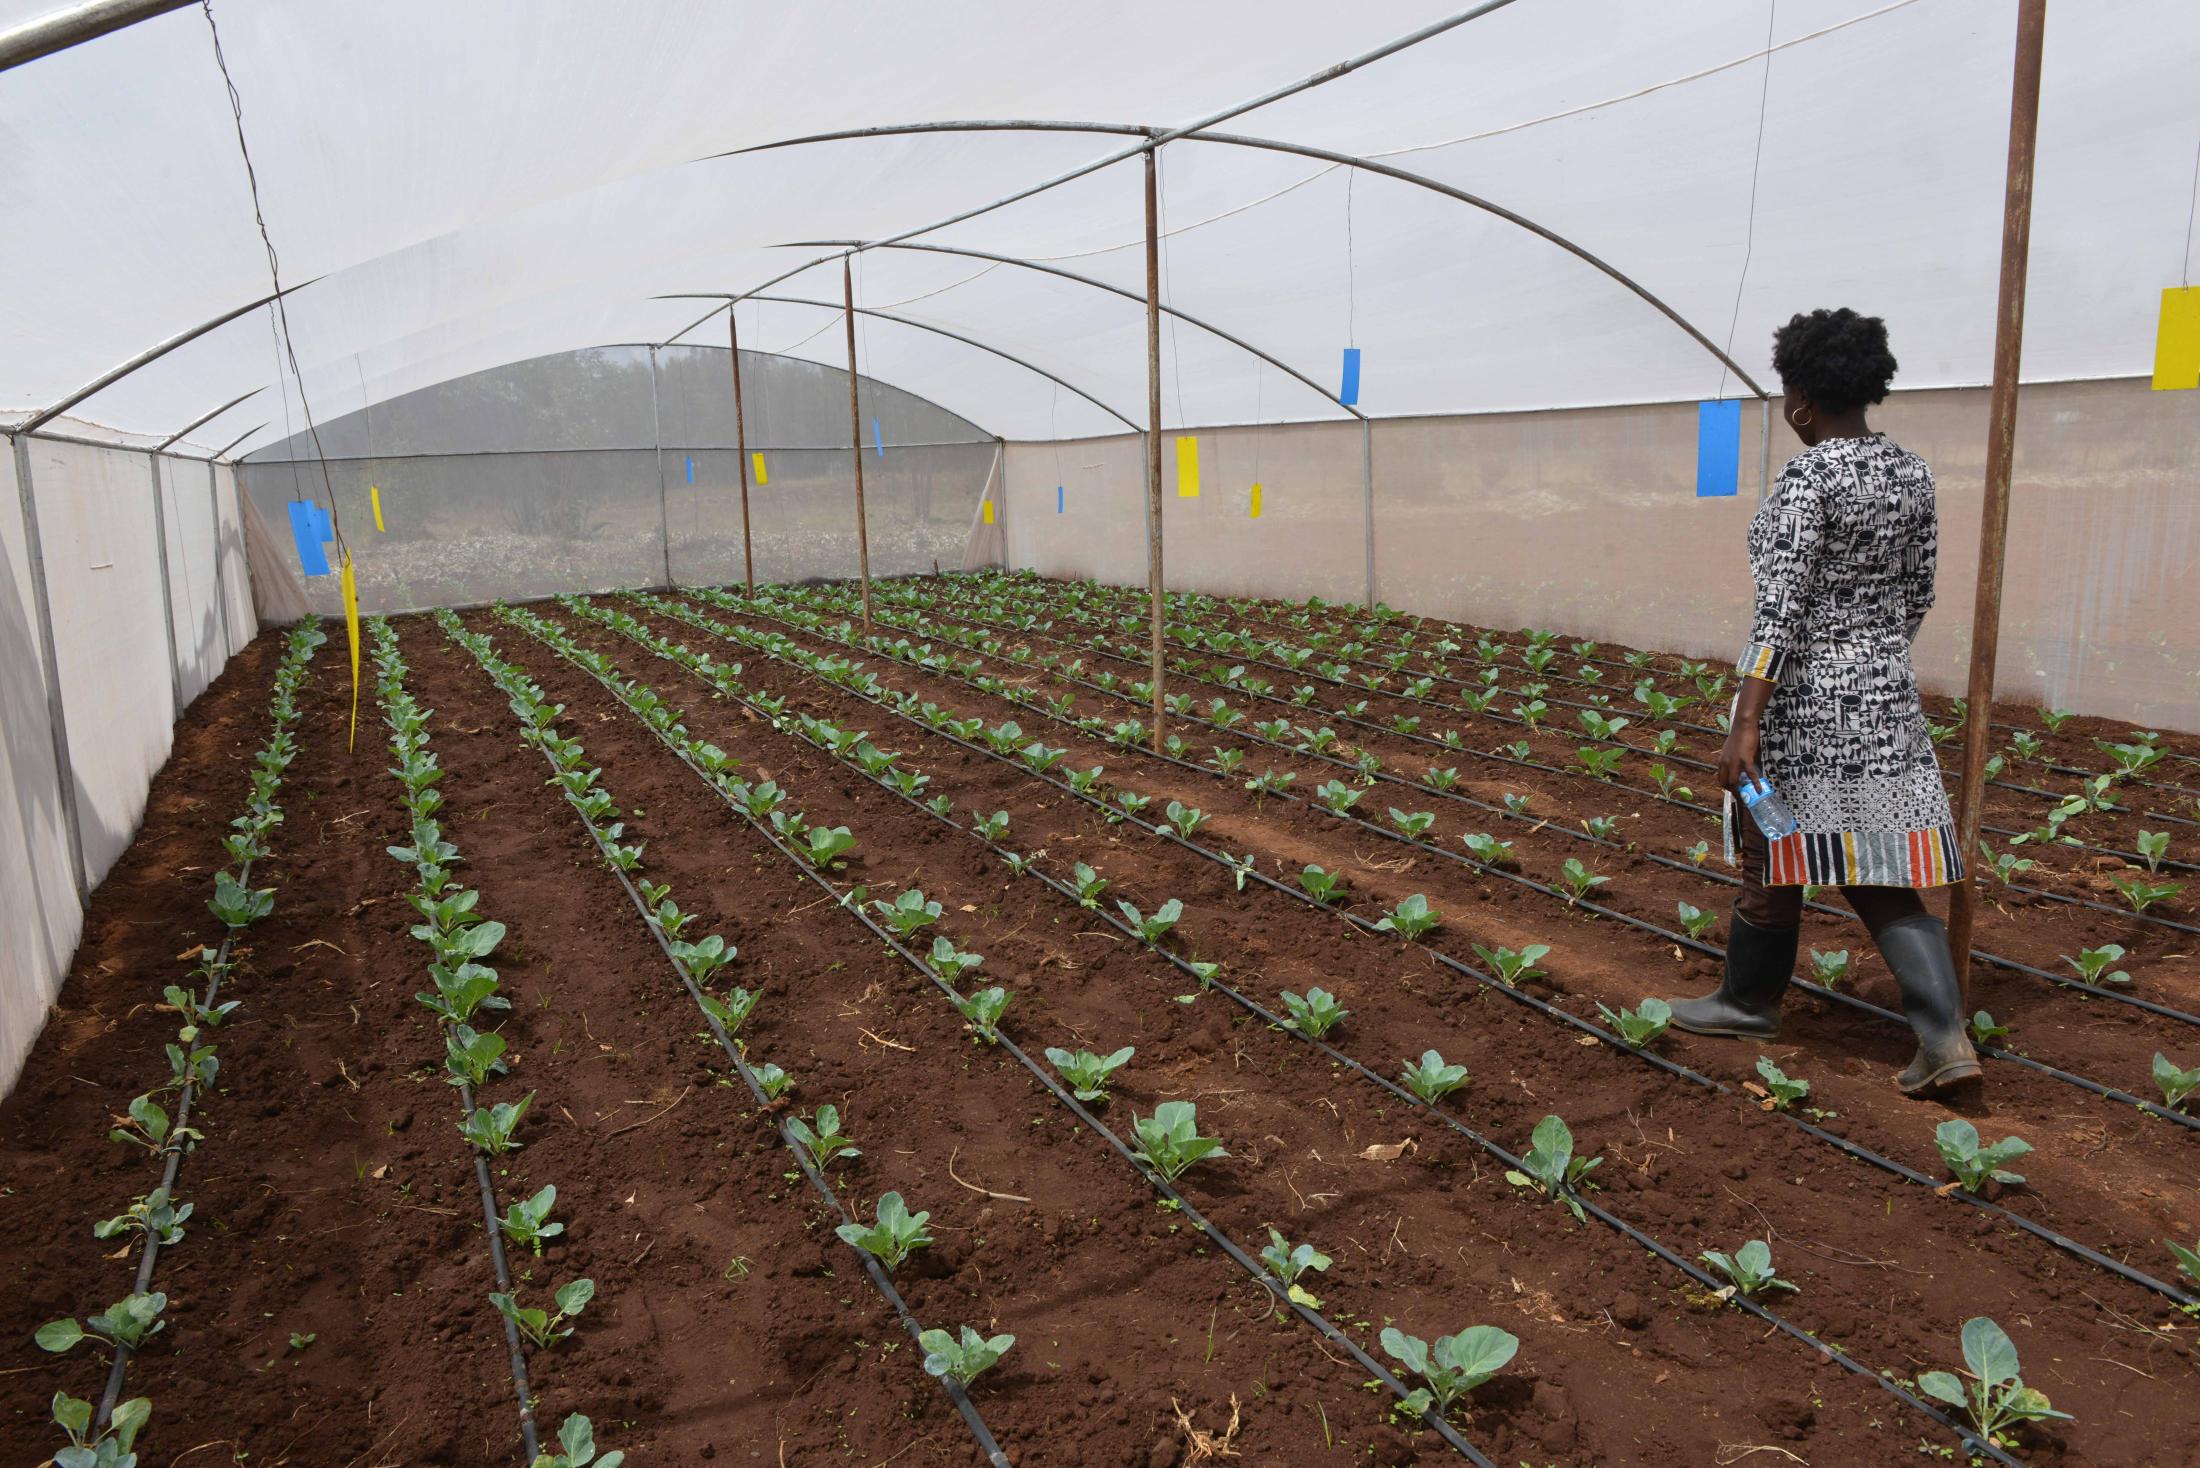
<box><xmin>1739</xmin><ymin>775</ymin><xmax>1800</xmax><ymax>841</ymax></box>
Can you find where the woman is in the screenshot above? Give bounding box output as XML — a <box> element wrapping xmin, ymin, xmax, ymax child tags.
<box><xmin>1665</xmin><ymin>308</ymin><xmax>1981</xmax><ymax>1095</ymax></box>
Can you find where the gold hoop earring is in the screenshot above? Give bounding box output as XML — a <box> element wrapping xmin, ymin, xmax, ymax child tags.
<box><xmin>1788</xmin><ymin>406</ymin><xmax>1814</xmax><ymax>428</ymax></box>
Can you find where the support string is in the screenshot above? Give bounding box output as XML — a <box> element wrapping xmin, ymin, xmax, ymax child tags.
<box><xmin>1715</xmin><ymin>0</ymin><xmax>1779</xmax><ymax>403</ymax></box>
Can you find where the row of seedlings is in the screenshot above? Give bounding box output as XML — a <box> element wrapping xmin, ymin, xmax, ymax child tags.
<box><xmin>734</xmin><ymin>579</ymin><xmax>2200</xmax><ymax>1129</ymax></box>
<box><xmin>601</xmin><ymin>592</ymin><xmax>2136</xmax><ymax>1461</ymax></box>
<box><xmin>432</xmin><ymin>608</ymin><xmax>1016</xmax><ymax>1465</ymax></box>
<box><xmin>660</xmin><ymin>587</ymin><xmax>2200</xmax><ymax>1313</ymax></box>
<box><xmin>368</xmin><ymin>618</ymin><xmax>622</xmax><ymax>1468</ymax></box>
<box><xmin>33</xmin><ymin>620</ymin><xmax>326</xmax><ymax>1466</ymax></box>
<box><xmin>495</xmin><ymin>599</ymin><xmax>1522</xmax><ymax>1465</ymax></box>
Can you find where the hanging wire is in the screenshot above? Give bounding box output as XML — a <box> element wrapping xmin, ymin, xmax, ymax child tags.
<box><xmin>2181</xmin><ymin>127</ymin><xmax>2200</xmax><ymax>287</ymax></box>
<box><xmin>265</xmin><ymin>304</ymin><xmax>302</xmax><ymax>503</ymax></box>
<box><xmin>1346</xmin><ymin>167</ymin><xmax>1358</xmax><ymax>347</ymax></box>
<box><xmin>202</xmin><ymin>0</ymin><xmax>341</xmax><ymax>543</ymax></box>
<box><xmin>1714</xmin><ymin>0</ymin><xmax>1780</xmax><ymax>402</ymax></box>
<box><xmin>1156</xmin><ymin>149</ymin><xmax>1189</xmax><ymax>428</ymax></box>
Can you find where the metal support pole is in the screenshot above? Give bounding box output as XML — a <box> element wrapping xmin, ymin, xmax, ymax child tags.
<box><xmin>207</xmin><ymin>462</ymin><xmax>235</xmax><ymax>657</ymax></box>
<box><xmin>729</xmin><ymin>307</ymin><xmax>756</xmax><ymax>594</ymax></box>
<box><xmin>647</xmin><ymin>345</ymin><xmax>671</xmax><ymax>591</ymax></box>
<box><xmin>1143</xmin><ymin>147</ymin><xmax>1167</xmax><ymax>755</ymax></box>
<box><xmin>10</xmin><ymin>433</ymin><xmax>91</xmax><ymax>902</ymax></box>
<box><xmin>1758</xmin><ymin>398</ymin><xmax>1774</xmax><ymax>504</ymax></box>
<box><xmin>1947</xmin><ymin>0</ymin><xmax>2047</xmax><ymax>987</ymax></box>
<box><xmin>0</xmin><ymin>0</ymin><xmax>193</xmax><ymax>73</ymax></box>
<box><xmin>1361</xmin><ymin>417</ymin><xmax>1375</xmax><ymax>610</ymax></box>
<box><xmin>146</xmin><ymin>452</ymin><xmax>182</xmax><ymax>717</ymax></box>
<box><xmin>841</xmin><ymin>258</ymin><xmax>875</xmax><ymax>635</ymax></box>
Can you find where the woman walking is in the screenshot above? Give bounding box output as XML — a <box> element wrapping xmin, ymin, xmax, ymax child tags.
<box><xmin>1665</xmin><ymin>308</ymin><xmax>1981</xmax><ymax>1095</ymax></box>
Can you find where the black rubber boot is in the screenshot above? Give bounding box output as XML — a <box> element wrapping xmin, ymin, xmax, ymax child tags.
<box><xmin>1669</xmin><ymin>912</ymin><xmax>1799</xmax><ymax>1039</ymax></box>
<box><xmin>1876</xmin><ymin>912</ymin><xmax>1983</xmax><ymax>1094</ymax></box>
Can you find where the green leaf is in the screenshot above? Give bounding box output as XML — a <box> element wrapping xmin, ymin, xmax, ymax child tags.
<box><xmin>35</xmin><ymin>1317</ymin><xmax>85</xmax><ymax>1352</ymax></box>
<box><xmin>1915</xmin><ymin>1370</ymin><xmax>1968</xmax><ymax>1408</ymax></box>
<box><xmin>1961</xmin><ymin>1315</ymin><xmax>2021</xmax><ymax>1388</ymax></box>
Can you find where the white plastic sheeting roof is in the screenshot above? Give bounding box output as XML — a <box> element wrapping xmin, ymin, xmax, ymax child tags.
<box><xmin>4</xmin><ymin>0</ymin><xmax>2197</xmax><ymax>453</ymax></box>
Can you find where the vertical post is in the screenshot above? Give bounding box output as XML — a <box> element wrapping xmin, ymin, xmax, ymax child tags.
<box><xmin>1946</xmin><ymin>0</ymin><xmax>2047</xmax><ymax>986</ymax></box>
<box><xmin>11</xmin><ymin>433</ymin><xmax>91</xmax><ymax>902</ymax></box>
<box><xmin>146</xmin><ymin>453</ymin><xmax>182</xmax><ymax>717</ymax></box>
<box><xmin>842</xmin><ymin>256</ymin><xmax>874</xmax><ymax>636</ymax></box>
<box><xmin>1360</xmin><ymin>417</ymin><xmax>1375</xmax><ymax>609</ymax></box>
<box><xmin>729</xmin><ymin>306</ymin><xmax>756</xmax><ymax>594</ymax></box>
<box><xmin>206</xmin><ymin>462</ymin><xmax>234</xmax><ymax>659</ymax></box>
<box><xmin>1143</xmin><ymin>145</ymin><xmax>1167</xmax><ymax>754</ymax></box>
<box><xmin>647</xmin><ymin>345</ymin><xmax>671</xmax><ymax>591</ymax></box>
<box><xmin>1757</xmin><ymin>397</ymin><xmax>1774</xmax><ymax>504</ymax></box>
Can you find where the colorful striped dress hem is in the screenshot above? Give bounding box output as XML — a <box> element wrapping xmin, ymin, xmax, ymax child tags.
<box><xmin>1761</xmin><ymin>823</ymin><xmax>1965</xmax><ymax>888</ymax></box>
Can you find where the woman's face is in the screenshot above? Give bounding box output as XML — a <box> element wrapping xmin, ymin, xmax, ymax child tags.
<box><xmin>1780</xmin><ymin>382</ymin><xmax>1818</xmax><ymax>447</ymax></box>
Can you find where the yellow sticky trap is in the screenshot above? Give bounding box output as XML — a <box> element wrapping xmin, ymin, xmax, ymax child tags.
<box><xmin>370</xmin><ymin>484</ymin><xmax>385</xmax><ymax>531</ymax></box>
<box><xmin>340</xmin><ymin>549</ymin><xmax>362</xmax><ymax>751</ymax></box>
<box><xmin>2155</xmin><ymin>287</ymin><xmax>2200</xmax><ymax>390</ymax></box>
<box><xmin>751</xmin><ymin>452</ymin><xmax>769</xmax><ymax>484</ymax></box>
<box><xmin>982</xmin><ymin>499</ymin><xmax>996</xmax><ymax>525</ymax></box>
<box><xmin>1249</xmin><ymin>482</ymin><xmax>1263</xmax><ymax>519</ymax></box>
<box><xmin>1175</xmin><ymin>435</ymin><xmax>1201</xmax><ymax>497</ymax></box>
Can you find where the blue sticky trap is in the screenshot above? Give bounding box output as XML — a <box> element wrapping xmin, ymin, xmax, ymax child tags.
<box><xmin>873</xmin><ymin>417</ymin><xmax>884</xmax><ymax>458</ymax></box>
<box><xmin>1056</xmin><ymin>484</ymin><xmax>1064</xmax><ymax>514</ymax></box>
<box><xmin>1339</xmin><ymin>347</ymin><xmax>1362</xmax><ymax>406</ymax></box>
<box><xmin>287</xmin><ymin>500</ymin><xmax>331</xmax><ymax>576</ymax></box>
<box><xmin>685</xmin><ymin>455</ymin><xmax>695</xmax><ymax>484</ymax></box>
<box><xmin>1696</xmin><ymin>399</ymin><xmax>1742</xmax><ymax>497</ymax></box>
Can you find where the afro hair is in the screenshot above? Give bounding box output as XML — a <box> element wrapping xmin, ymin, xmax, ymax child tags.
<box><xmin>1771</xmin><ymin>308</ymin><xmax>1898</xmax><ymax>414</ymax></box>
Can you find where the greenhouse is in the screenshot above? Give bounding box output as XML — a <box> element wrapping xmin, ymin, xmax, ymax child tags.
<box><xmin>3</xmin><ymin>1</ymin><xmax>2197</xmax><ymax>1464</ymax></box>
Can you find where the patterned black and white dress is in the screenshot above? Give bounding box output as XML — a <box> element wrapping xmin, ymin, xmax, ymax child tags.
<box><xmin>1729</xmin><ymin>433</ymin><xmax>1964</xmax><ymax>888</ymax></box>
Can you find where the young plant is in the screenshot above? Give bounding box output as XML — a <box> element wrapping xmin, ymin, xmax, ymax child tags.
<box><xmin>49</xmin><ymin>1390</ymin><xmax>153</xmax><ymax>1468</ymax></box>
<box><xmin>1808</xmin><ymin>949</ymin><xmax>1851</xmax><ymax>987</ymax></box>
<box><xmin>1460</xmin><ymin>832</ymin><xmax>1514</xmax><ymax>867</ymax></box>
<box><xmin>1315</xmin><ymin>779</ymin><xmax>1364</xmax><ymax>816</ymax></box>
<box><xmin>1699</xmin><ymin>1238</ymin><xmax>1798</xmax><ymax>1298</ymax></box>
<box><xmin>1505</xmin><ymin>1114</ymin><xmax>1600</xmax><ymax>1221</ymax></box>
<box><xmin>753</xmin><ymin>1063</ymin><xmax>794</xmax><ymax>1101</ymax></box>
<box><xmin>459</xmin><ymin>1092</ymin><xmax>535</xmax><ymax>1155</ymax></box>
<box><xmin>920</xmin><ymin>1325</ymin><xmax>1015</xmax><ymax>1387</ymax></box>
<box><xmin>1280</xmin><ymin>986</ymin><xmax>1348</xmax><ymax>1039</ymax></box>
<box><xmin>1581</xmin><ymin>814</ymin><xmax>1623</xmax><ymax>842</ymax></box>
<box><xmin>1556</xmin><ymin>857</ymin><xmax>1609</xmax><ymax>904</ymax></box>
<box><xmin>93</xmin><ymin>1186</ymin><xmax>191</xmax><ymax>1248</ymax></box>
<box><xmin>2153</xmin><ymin>1051</ymin><xmax>2198</xmax><ymax>1111</ymax></box>
<box><xmin>1388</xmin><ymin>807</ymin><xmax>1436</xmax><ymax>840</ymax></box>
<box><xmin>498</xmin><ymin>1185</ymin><xmax>563</xmax><ymax>1255</ymax></box>
<box><xmin>208</xmin><ymin>868</ymin><xmax>275</xmax><ymax>928</ymax></box>
<box><xmin>1935</xmin><ymin>1118</ymin><xmax>2031</xmax><ymax>1192</ymax></box>
<box><xmin>444</xmin><ymin>1024</ymin><xmax>509</xmax><ymax>1088</ymax></box>
<box><xmin>1164</xmin><ymin>801</ymin><xmax>1208</xmax><ymax>839</ymax></box>
<box><xmin>1071</xmin><ymin>862</ymin><xmax>1109</xmax><ymax>909</ymax></box>
<box><xmin>875</xmin><ymin>888</ymin><xmax>943</xmax><ymax>938</ymax></box>
<box><xmin>1754</xmin><ymin>1056</ymin><xmax>1809</xmax><ymax>1111</ymax></box>
<box><xmin>1674</xmin><ymin>901</ymin><xmax>1717</xmax><ymax>941</ymax></box>
<box><xmin>37</xmin><ymin>1292</ymin><xmax>168</xmax><ymax>1356</ymax></box>
<box><xmin>108</xmin><ymin>1093</ymin><xmax>199</xmax><ymax>1157</ymax></box>
<box><xmin>834</xmin><ymin>1191</ymin><xmax>933</xmax><ymax>1271</ymax></box>
<box><xmin>1375</xmin><ymin>894</ymin><xmax>1442</xmax><ymax>939</ymax></box>
<box><xmin>1378</xmin><ymin>1325</ymin><xmax>1520</xmax><ymax>1419</ymax></box>
<box><xmin>1917</xmin><ymin>1317</ymin><xmax>2072</xmax><ymax>1446</ymax></box>
<box><xmin>2110</xmin><ymin>874</ymin><xmax>2183</xmax><ymax>913</ymax></box>
<box><xmin>926</xmin><ymin>937</ymin><xmax>984</xmax><ymax>983</ymax></box>
<box><xmin>802</xmin><ymin>825</ymin><xmax>859</xmax><ymax>870</ymax></box>
<box><xmin>1298</xmin><ymin>865</ymin><xmax>1348</xmax><ymax>904</ymax></box>
<box><xmin>1260</xmin><ymin>1227</ymin><xmax>1332</xmax><ymax>1308</ymax></box>
<box><xmin>2062</xmin><ymin>944</ymin><xmax>2130</xmax><ymax>986</ymax></box>
<box><xmin>1045</xmin><ymin>1044</ymin><xmax>1135</xmax><ymax>1103</ymax></box>
<box><xmin>955</xmin><ymin>986</ymin><xmax>1012</xmax><ymax>1043</ymax></box>
<box><xmin>1473</xmin><ymin>943</ymin><xmax>1550</xmax><ymax>985</ymax></box>
<box><xmin>698</xmin><ymin>985</ymin><xmax>760</xmax><ymax>1036</ymax></box>
<box><xmin>1400</xmin><ymin>1049</ymin><xmax>1468</xmax><ymax>1105</ymax></box>
<box><xmin>1118</xmin><ymin>898</ymin><xmax>1184</xmax><ymax>945</ymax></box>
<box><xmin>669</xmin><ymin>934</ymin><xmax>735</xmax><ymax>985</ymax></box>
<box><xmin>1131</xmin><ymin>1100</ymin><xmax>1228</xmax><ymax>1183</ymax></box>
<box><xmin>786</xmin><ymin>1105</ymin><xmax>860</xmax><ymax>1168</ymax></box>
<box><xmin>530</xmin><ymin>1413</ymin><xmax>625</xmax><ymax>1468</ymax></box>
<box><xmin>1685</xmin><ymin>839</ymin><xmax>1711</xmax><ymax>866</ymax></box>
<box><xmin>490</xmin><ymin>1277</ymin><xmax>595</xmax><ymax>1348</ymax></box>
<box><xmin>1595</xmin><ymin>997</ymin><xmax>1672</xmax><ymax>1049</ymax></box>
<box><xmin>2133</xmin><ymin>829</ymin><xmax>2171</xmax><ymax>873</ymax></box>
<box><xmin>1969</xmin><ymin>1010</ymin><xmax>2010</xmax><ymax>1045</ymax></box>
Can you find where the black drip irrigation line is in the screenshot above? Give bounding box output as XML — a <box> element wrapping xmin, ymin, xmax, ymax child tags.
<box><xmin>629</xmin><ymin>592</ymin><xmax>2200</xmax><ymax>1309</ymax></box>
<box><xmin>93</xmin><ymin>623</ymin><xmax>325</xmax><ymax>1430</ymax></box>
<box><xmin>373</xmin><ymin>624</ymin><xmax>539</xmax><ymax>1462</ymax></box>
<box><xmin>434</xmin><ymin>613</ymin><xmax>1015</xmax><ymax>1468</ymax></box>
<box><xmin>573</xmin><ymin>599</ymin><xmax>2048</xmax><ymax>1466</ymax></box>
<box><xmin>919</xmin><ymin>579</ymin><xmax>2200</xmax><ymax>927</ymax></box>
<box><xmin>708</xmin><ymin>589</ymin><xmax>2200</xmax><ymax>1109</ymax></box>
<box><xmin>498</xmin><ymin>601</ymin><xmax>1506</xmax><ymax>1467</ymax></box>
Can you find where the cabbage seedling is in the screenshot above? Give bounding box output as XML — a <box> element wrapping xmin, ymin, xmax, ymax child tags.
<box><xmin>1378</xmin><ymin>1324</ymin><xmax>1519</xmax><ymax>1418</ymax></box>
<box><xmin>1315</xmin><ymin>780</ymin><xmax>1363</xmax><ymax>815</ymax></box>
<box><xmin>208</xmin><ymin>869</ymin><xmax>274</xmax><ymax>928</ymax></box>
<box><xmin>1245</xmin><ymin>769</ymin><xmax>1296</xmax><ymax>799</ymax></box>
<box><xmin>1046</xmin><ymin>1045</ymin><xmax>1134</xmax><ymax>1103</ymax></box>
<box><xmin>1165</xmin><ymin>801</ymin><xmax>1208</xmax><ymax>839</ymax></box>
<box><xmin>1119</xmin><ymin>899</ymin><xmax>1184</xmax><ymax>945</ymax></box>
<box><xmin>926</xmin><ymin>938</ymin><xmax>984</xmax><ymax>983</ymax></box>
<box><xmin>1460</xmin><ymin>833</ymin><xmax>1514</xmax><ymax>867</ymax></box>
<box><xmin>1699</xmin><ymin>1239</ymin><xmax>1797</xmax><ymax>1297</ymax></box>
<box><xmin>875</xmin><ymin>889</ymin><xmax>942</xmax><ymax>938</ymax></box>
<box><xmin>1473</xmin><ymin>943</ymin><xmax>1549</xmax><ymax>985</ymax></box>
<box><xmin>50</xmin><ymin>1389</ymin><xmax>152</xmax><ymax>1467</ymax></box>
<box><xmin>530</xmin><ymin>1412</ymin><xmax>625</xmax><ymax>1468</ymax></box>
<box><xmin>2168</xmin><ymin>1238</ymin><xmax>2200</xmax><ymax>1289</ymax></box>
<box><xmin>444</xmin><ymin>1025</ymin><xmax>508</xmax><ymax>1087</ymax></box>
<box><xmin>835</xmin><ymin>1191</ymin><xmax>933</xmax><ymax>1271</ymax></box>
<box><xmin>1595</xmin><ymin>998</ymin><xmax>1671</xmax><ymax>1049</ymax></box>
<box><xmin>2134</xmin><ymin>830</ymin><xmax>2171</xmax><ymax>872</ymax></box>
<box><xmin>459</xmin><ymin>1092</ymin><xmax>535</xmax><ymax>1155</ymax></box>
<box><xmin>165</xmin><ymin>1040</ymin><xmax>217</xmax><ymax>1092</ymax></box>
<box><xmin>1556</xmin><ymin>858</ymin><xmax>1609</xmax><ymax>903</ymax></box>
<box><xmin>417</xmin><ymin>962</ymin><xmax>505</xmax><ymax>1025</ymax></box>
<box><xmin>1968</xmin><ymin>1011</ymin><xmax>2010</xmax><ymax>1045</ymax></box>
<box><xmin>1808</xmin><ymin>949</ymin><xmax>1850</xmax><ymax>987</ymax></box>
<box><xmin>1400</xmin><ymin>1050</ymin><xmax>1468</xmax><ymax>1105</ymax></box>
<box><xmin>1581</xmin><ymin>814</ymin><xmax>1622</xmax><ymax>842</ymax></box>
<box><xmin>753</xmin><ymin>1063</ymin><xmax>793</xmax><ymax>1101</ymax></box>
<box><xmin>1389</xmin><ymin>808</ymin><xmax>1436</xmax><ymax>839</ymax></box>
<box><xmin>1505</xmin><ymin>1114</ymin><xmax>1601</xmax><ymax>1221</ymax></box>
<box><xmin>1297</xmin><ymin>866</ymin><xmax>1347</xmax><ymax>905</ymax></box>
<box><xmin>1376</xmin><ymin>894</ymin><xmax>1442</xmax><ymax>939</ymax></box>
<box><xmin>37</xmin><ymin>1291</ymin><xmax>167</xmax><ymax>1355</ymax></box>
<box><xmin>1071</xmin><ymin>863</ymin><xmax>1109</xmax><ymax>910</ymax></box>
<box><xmin>1502</xmin><ymin>792</ymin><xmax>1533</xmax><ymax>815</ymax></box>
<box><xmin>1754</xmin><ymin>1057</ymin><xmax>1808</xmax><ymax>1110</ymax></box>
<box><xmin>699</xmin><ymin>986</ymin><xmax>760</xmax><ymax>1035</ymax></box>
<box><xmin>955</xmin><ymin>987</ymin><xmax>1011</xmax><ymax>1044</ymax></box>
<box><xmin>1685</xmin><ymin>839</ymin><xmax>1710</xmax><ymax>865</ymax></box>
<box><xmin>920</xmin><ymin>1325</ymin><xmax>1014</xmax><ymax>1386</ymax></box>
<box><xmin>93</xmin><ymin>1186</ymin><xmax>191</xmax><ymax>1248</ymax></box>
<box><xmin>1674</xmin><ymin>902</ymin><xmax>1717</xmax><ymax>940</ymax></box>
<box><xmin>109</xmin><ymin>1094</ymin><xmax>198</xmax><ymax>1156</ymax></box>
<box><xmin>490</xmin><ymin>1277</ymin><xmax>595</xmax><ymax>1348</ymax></box>
<box><xmin>1131</xmin><ymin>1101</ymin><xmax>1228</xmax><ymax>1183</ymax></box>
<box><xmin>1917</xmin><ymin>1317</ymin><xmax>2072</xmax><ymax>1445</ymax></box>
<box><xmin>1935</xmin><ymin>1118</ymin><xmax>2030</xmax><ymax>1192</ymax></box>
<box><xmin>787</xmin><ymin>1105</ymin><xmax>859</xmax><ymax>1167</ymax></box>
<box><xmin>1280</xmin><ymin>987</ymin><xmax>1348</xmax><ymax>1038</ymax></box>
<box><xmin>1259</xmin><ymin>1227</ymin><xmax>1332</xmax><ymax>1308</ymax></box>
<box><xmin>1427</xmin><ymin>765</ymin><xmax>1460</xmax><ymax>791</ymax></box>
<box><xmin>2110</xmin><ymin>874</ymin><xmax>2183</xmax><ymax>913</ymax></box>
<box><xmin>2153</xmin><ymin>1052</ymin><xmax>2198</xmax><ymax>1111</ymax></box>
<box><xmin>2062</xmin><ymin>944</ymin><xmax>2130</xmax><ymax>986</ymax></box>
<box><xmin>497</xmin><ymin>1186</ymin><xmax>563</xmax><ymax>1255</ymax></box>
<box><xmin>801</xmin><ymin>825</ymin><xmax>859</xmax><ymax>869</ymax></box>
<box><xmin>669</xmin><ymin>935</ymin><xmax>735</xmax><ymax>985</ymax></box>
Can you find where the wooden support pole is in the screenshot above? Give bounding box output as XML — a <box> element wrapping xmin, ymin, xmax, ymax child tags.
<box><xmin>1947</xmin><ymin>0</ymin><xmax>2048</xmax><ymax>985</ymax></box>
<box><xmin>1143</xmin><ymin>146</ymin><xmax>1166</xmax><ymax>755</ymax></box>
<box><xmin>842</xmin><ymin>256</ymin><xmax>874</xmax><ymax>636</ymax></box>
<box><xmin>729</xmin><ymin>306</ymin><xmax>755</xmax><ymax>595</ymax></box>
